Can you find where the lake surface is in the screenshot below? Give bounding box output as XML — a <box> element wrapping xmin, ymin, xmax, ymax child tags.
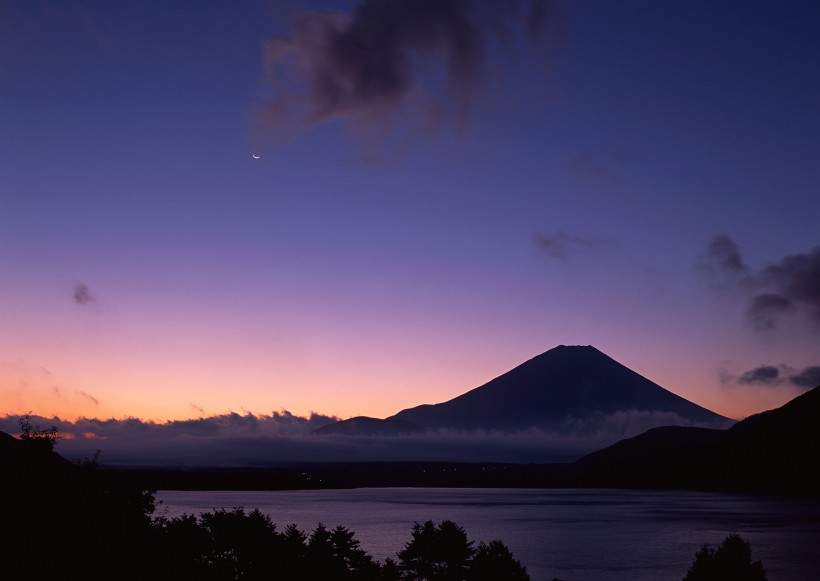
<box><xmin>156</xmin><ymin>488</ymin><xmax>820</xmax><ymax>581</ymax></box>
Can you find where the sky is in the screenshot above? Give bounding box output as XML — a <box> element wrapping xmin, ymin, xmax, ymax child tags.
<box><xmin>2</xmin><ymin>0</ymin><xmax>820</xmax><ymax>432</ymax></box>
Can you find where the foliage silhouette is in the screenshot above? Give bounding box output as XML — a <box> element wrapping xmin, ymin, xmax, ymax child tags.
<box><xmin>3</xmin><ymin>420</ymin><xmax>155</xmax><ymax>579</ymax></box>
<box><xmin>683</xmin><ymin>533</ymin><xmax>767</xmax><ymax>581</ymax></box>
<box><xmin>0</xmin><ymin>423</ymin><xmax>780</xmax><ymax>581</ymax></box>
<box><xmin>398</xmin><ymin>520</ymin><xmax>475</xmax><ymax>580</ymax></box>
<box><xmin>18</xmin><ymin>412</ymin><xmax>61</xmax><ymax>451</ymax></box>
<box><xmin>469</xmin><ymin>540</ymin><xmax>529</xmax><ymax>581</ymax></box>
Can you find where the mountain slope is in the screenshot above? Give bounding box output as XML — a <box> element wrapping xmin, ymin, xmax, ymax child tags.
<box><xmin>313</xmin><ymin>416</ymin><xmax>422</xmax><ymax>436</ymax></box>
<box><xmin>574</xmin><ymin>385</ymin><xmax>820</xmax><ymax>495</ymax></box>
<box><xmin>388</xmin><ymin>345</ymin><xmax>728</xmax><ymax>431</ymax></box>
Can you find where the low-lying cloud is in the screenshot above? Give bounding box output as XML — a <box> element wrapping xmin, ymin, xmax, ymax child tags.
<box><xmin>0</xmin><ymin>407</ymin><xmax>726</xmax><ymax>467</ymax></box>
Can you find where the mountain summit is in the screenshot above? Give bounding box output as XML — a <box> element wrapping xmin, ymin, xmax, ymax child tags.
<box><xmin>315</xmin><ymin>345</ymin><xmax>729</xmax><ymax>461</ymax></box>
<box><xmin>387</xmin><ymin>345</ymin><xmax>729</xmax><ymax>431</ymax></box>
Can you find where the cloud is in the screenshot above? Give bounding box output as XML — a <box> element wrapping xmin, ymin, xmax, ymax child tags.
<box><xmin>727</xmin><ymin>363</ymin><xmax>820</xmax><ymax>390</ymax></box>
<box><xmin>73</xmin><ymin>282</ymin><xmax>96</xmax><ymax>306</ymax></box>
<box><xmin>745</xmin><ymin>293</ymin><xmax>794</xmax><ymax>331</ymax></box>
<box><xmin>738</xmin><ymin>365</ymin><xmax>781</xmax><ymax>385</ymax></box>
<box><xmin>699</xmin><ymin>237</ymin><xmax>820</xmax><ymax>333</ymax></box>
<box><xmin>0</xmin><ymin>407</ymin><xmax>725</xmax><ymax>467</ymax></box>
<box><xmin>260</xmin><ymin>0</ymin><xmax>563</xmax><ymax>146</ymax></box>
<box><xmin>755</xmin><ymin>246</ymin><xmax>820</xmax><ymax>327</ymax></box>
<box><xmin>75</xmin><ymin>390</ymin><xmax>99</xmax><ymax>406</ymax></box>
<box><xmin>535</xmin><ymin>231</ymin><xmax>616</xmax><ymax>261</ymax></box>
<box><xmin>790</xmin><ymin>366</ymin><xmax>820</xmax><ymax>389</ymax></box>
<box><xmin>703</xmin><ymin>234</ymin><xmax>748</xmax><ymax>277</ymax></box>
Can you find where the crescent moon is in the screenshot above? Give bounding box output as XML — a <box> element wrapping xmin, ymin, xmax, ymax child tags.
<box><xmin>252</xmin><ymin>154</ymin><xmax>260</xmax><ymax>159</ymax></box>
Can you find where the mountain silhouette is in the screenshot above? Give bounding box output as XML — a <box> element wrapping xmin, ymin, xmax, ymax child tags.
<box><xmin>574</xmin><ymin>384</ymin><xmax>820</xmax><ymax>495</ymax></box>
<box><xmin>314</xmin><ymin>416</ymin><xmax>423</xmax><ymax>436</ymax></box>
<box><xmin>386</xmin><ymin>345</ymin><xmax>729</xmax><ymax>431</ymax></box>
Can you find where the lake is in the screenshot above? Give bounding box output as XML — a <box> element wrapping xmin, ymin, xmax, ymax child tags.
<box><xmin>155</xmin><ymin>487</ymin><xmax>820</xmax><ymax>581</ymax></box>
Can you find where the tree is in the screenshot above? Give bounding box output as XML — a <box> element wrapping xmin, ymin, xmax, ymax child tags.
<box><xmin>18</xmin><ymin>412</ymin><xmax>61</xmax><ymax>451</ymax></box>
<box><xmin>398</xmin><ymin>520</ymin><xmax>474</xmax><ymax>581</ymax></box>
<box><xmin>306</xmin><ymin>522</ymin><xmax>341</xmax><ymax>580</ymax></box>
<box><xmin>279</xmin><ymin>523</ymin><xmax>309</xmax><ymax>578</ymax></box>
<box><xmin>683</xmin><ymin>533</ymin><xmax>767</xmax><ymax>581</ymax></box>
<box><xmin>379</xmin><ymin>558</ymin><xmax>403</xmax><ymax>581</ymax></box>
<box><xmin>197</xmin><ymin>507</ymin><xmax>280</xmax><ymax>579</ymax></box>
<box><xmin>330</xmin><ymin>524</ymin><xmax>379</xmax><ymax>580</ymax></box>
<box><xmin>468</xmin><ymin>540</ymin><xmax>529</xmax><ymax>581</ymax></box>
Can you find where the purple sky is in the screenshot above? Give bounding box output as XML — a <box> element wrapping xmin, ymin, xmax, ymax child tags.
<box><xmin>2</xmin><ymin>0</ymin><xmax>820</xmax><ymax>426</ymax></box>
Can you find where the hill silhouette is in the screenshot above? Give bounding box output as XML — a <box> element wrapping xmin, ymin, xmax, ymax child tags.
<box><xmin>575</xmin><ymin>385</ymin><xmax>820</xmax><ymax>495</ymax></box>
<box><xmin>386</xmin><ymin>345</ymin><xmax>728</xmax><ymax>431</ymax></box>
<box><xmin>314</xmin><ymin>416</ymin><xmax>423</xmax><ymax>436</ymax></box>
<box><xmin>1</xmin><ymin>424</ymin><xmax>156</xmax><ymax>579</ymax></box>
<box><xmin>0</xmin><ymin>421</ymin><xmax>75</xmax><ymax>475</ymax></box>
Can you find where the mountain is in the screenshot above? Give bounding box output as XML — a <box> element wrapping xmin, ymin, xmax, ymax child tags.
<box><xmin>313</xmin><ymin>416</ymin><xmax>422</xmax><ymax>436</ymax></box>
<box><xmin>310</xmin><ymin>345</ymin><xmax>730</xmax><ymax>462</ymax></box>
<box><xmin>387</xmin><ymin>345</ymin><xmax>729</xmax><ymax>431</ymax></box>
<box><xmin>574</xmin><ymin>385</ymin><xmax>820</xmax><ymax>495</ymax></box>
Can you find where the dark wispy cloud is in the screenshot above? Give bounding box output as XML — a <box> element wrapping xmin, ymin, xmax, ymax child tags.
<box><xmin>738</xmin><ymin>365</ymin><xmax>781</xmax><ymax>385</ymax></box>
<box><xmin>727</xmin><ymin>363</ymin><xmax>820</xmax><ymax>390</ymax></box>
<box><xmin>746</xmin><ymin>293</ymin><xmax>795</xmax><ymax>331</ymax></box>
<box><xmin>754</xmin><ymin>246</ymin><xmax>820</xmax><ymax>327</ymax></box>
<box><xmin>73</xmin><ymin>282</ymin><xmax>96</xmax><ymax>306</ymax></box>
<box><xmin>535</xmin><ymin>231</ymin><xmax>616</xmax><ymax>261</ymax></box>
<box><xmin>791</xmin><ymin>366</ymin><xmax>820</xmax><ymax>388</ymax></box>
<box><xmin>75</xmin><ymin>390</ymin><xmax>99</xmax><ymax>406</ymax></box>
<box><xmin>261</xmin><ymin>0</ymin><xmax>563</xmax><ymax>145</ymax></box>
<box><xmin>702</xmin><ymin>234</ymin><xmax>748</xmax><ymax>277</ymax></box>
<box><xmin>699</xmin><ymin>237</ymin><xmax>820</xmax><ymax>333</ymax></box>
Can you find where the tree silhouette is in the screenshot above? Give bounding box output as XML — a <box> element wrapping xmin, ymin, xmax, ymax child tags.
<box><xmin>306</xmin><ymin>522</ymin><xmax>340</xmax><ymax>579</ymax></box>
<box><xmin>279</xmin><ymin>523</ymin><xmax>309</xmax><ymax>578</ymax></box>
<box><xmin>398</xmin><ymin>520</ymin><xmax>475</xmax><ymax>581</ymax></box>
<box><xmin>8</xmin><ymin>417</ymin><xmax>545</xmax><ymax>581</ymax></box>
<box><xmin>304</xmin><ymin>522</ymin><xmax>380</xmax><ymax>580</ymax></box>
<box><xmin>155</xmin><ymin>513</ymin><xmax>212</xmax><ymax>579</ymax></box>
<box><xmin>468</xmin><ymin>540</ymin><xmax>529</xmax><ymax>581</ymax></box>
<box><xmin>18</xmin><ymin>412</ymin><xmax>61</xmax><ymax>451</ymax></box>
<box><xmin>380</xmin><ymin>558</ymin><xmax>403</xmax><ymax>581</ymax></box>
<box><xmin>683</xmin><ymin>533</ymin><xmax>767</xmax><ymax>581</ymax></box>
<box><xmin>198</xmin><ymin>507</ymin><xmax>280</xmax><ymax>579</ymax></box>
<box><xmin>330</xmin><ymin>524</ymin><xmax>380</xmax><ymax>580</ymax></box>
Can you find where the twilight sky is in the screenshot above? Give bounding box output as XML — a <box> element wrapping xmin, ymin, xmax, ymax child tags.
<box><xmin>2</xmin><ymin>0</ymin><xmax>820</xmax><ymax>426</ymax></box>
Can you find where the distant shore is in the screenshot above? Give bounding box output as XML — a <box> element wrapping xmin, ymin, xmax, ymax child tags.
<box><xmin>101</xmin><ymin>460</ymin><xmax>817</xmax><ymax>498</ymax></box>
<box><xmin>103</xmin><ymin>461</ymin><xmax>573</xmax><ymax>491</ymax></box>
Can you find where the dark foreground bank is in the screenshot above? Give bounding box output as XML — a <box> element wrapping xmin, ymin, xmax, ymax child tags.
<box><xmin>2</xmin><ymin>442</ymin><xmax>767</xmax><ymax>581</ymax></box>
<box><xmin>3</xmin><ymin>420</ymin><xmax>776</xmax><ymax>581</ymax></box>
